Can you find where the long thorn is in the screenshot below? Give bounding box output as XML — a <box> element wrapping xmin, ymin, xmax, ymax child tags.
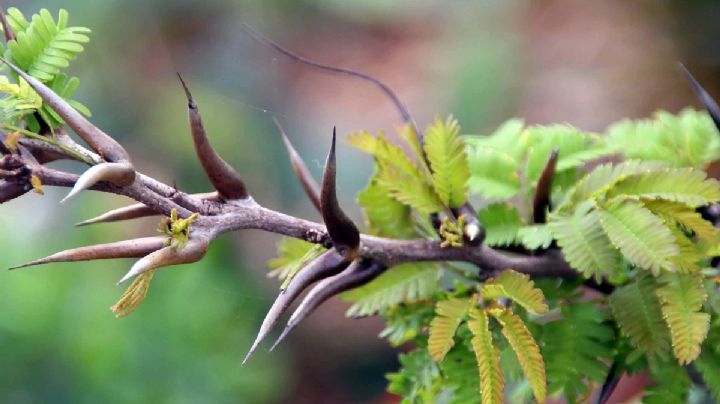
<box><xmin>177</xmin><ymin>73</ymin><xmax>248</xmax><ymax>199</ymax></box>
<box><xmin>533</xmin><ymin>148</ymin><xmax>559</xmax><ymax>224</ymax></box>
<box><xmin>75</xmin><ymin>192</ymin><xmax>217</xmax><ymax>226</ymax></box>
<box><xmin>240</xmin><ymin>23</ymin><xmax>419</xmax><ymax>137</ymax></box>
<box><xmin>320</xmin><ymin>129</ymin><xmax>360</xmax><ymax>258</ymax></box>
<box><xmin>0</xmin><ymin>59</ymin><xmax>133</xmax><ymax>165</ymax></box>
<box><xmin>272</xmin><ymin>118</ymin><xmax>321</xmax><ymax>213</ymax></box>
<box><xmin>10</xmin><ymin>237</ymin><xmax>166</xmax><ymax>270</ymax></box>
<box><xmin>116</xmin><ymin>237</ymin><xmax>209</xmax><ymax>284</ymax></box>
<box><xmin>242</xmin><ymin>249</ymin><xmax>348</xmax><ymax>365</ymax></box>
<box><xmin>270</xmin><ymin>260</ymin><xmax>385</xmax><ymax>351</ymax></box>
<box><xmin>679</xmin><ymin>63</ymin><xmax>720</xmax><ymax>130</ymax></box>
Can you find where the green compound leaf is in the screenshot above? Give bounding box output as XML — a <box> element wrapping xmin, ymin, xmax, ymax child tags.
<box><xmin>477</xmin><ymin>203</ymin><xmax>522</xmax><ymax>247</ymax></box>
<box><xmin>541</xmin><ymin>303</ymin><xmax>614</xmax><ymax>402</ymax></box>
<box><xmin>490</xmin><ymin>308</ymin><xmax>546</xmax><ymax>404</ymax></box>
<box><xmin>606</xmin><ymin>167</ymin><xmax>720</xmax><ymax>208</ymax></box>
<box><xmin>349</xmin><ymin>130</ymin><xmax>443</xmax><ymax>214</ymax></box>
<box><xmin>468</xmin><ymin>145</ymin><xmax>520</xmax><ymax>200</ymax></box>
<box><xmin>608</xmin><ymin>274</ymin><xmax>671</xmax><ymax>364</ymax></box>
<box><xmin>358</xmin><ymin>170</ymin><xmax>416</xmax><ymax>239</ymax></box>
<box><xmin>599</xmin><ymin>201</ymin><xmax>678</xmax><ymax>274</ymax></box>
<box><xmin>5</xmin><ymin>8</ymin><xmax>90</xmax><ymax>82</ymax></box>
<box><xmin>428</xmin><ymin>297</ymin><xmax>471</xmax><ymax>362</ymax></box>
<box><xmin>424</xmin><ymin>116</ymin><xmax>469</xmax><ymax>208</ymax></box>
<box><xmin>482</xmin><ymin>270</ymin><xmax>548</xmax><ymax>315</ymax></box>
<box><xmin>341</xmin><ymin>263</ymin><xmax>439</xmax><ymax>317</ymax></box>
<box><xmin>655</xmin><ymin>272</ymin><xmax>710</xmax><ymax>365</ymax></box>
<box><xmin>468</xmin><ymin>307</ymin><xmax>504</xmax><ymax>404</ymax></box>
<box><xmin>548</xmin><ymin>201</ymin><xmax>621</xmax><ymax>280</ymax></box>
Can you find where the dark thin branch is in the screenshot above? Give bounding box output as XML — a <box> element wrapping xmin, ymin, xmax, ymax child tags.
<box><xmin>679</xmin><ymin>63</ymin><xmax>720</xmax><ymax>130</ymax></box>
<box><xmin>240</xmin><ymin>23</ymin><xmax>420</xmax><ymax>138</ymax></box>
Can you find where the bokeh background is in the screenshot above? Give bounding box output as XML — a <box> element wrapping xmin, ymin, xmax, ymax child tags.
<box><xmin>0</xmin><ymin>1</ymin><xmax>718</xmax><ymax>403</ymax></box>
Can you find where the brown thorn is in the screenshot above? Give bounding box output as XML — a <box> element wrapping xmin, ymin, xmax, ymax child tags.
<box><xmin>75</xmin><ymin>192</ymin><xmax>217</xmax><ymax>227</ymax></box>
<box><xmin>272</xmin><ymin>117</ymin><xmax>321</xmax><ymax>213</ymax></box>
<box><xmin>177</xmin><ymin>73</ymin><xmax>248</xmax><ymax>200</ymax></box>
<box><xmin>679</xmin><ymin>63</ymin><xmax>720</xmax><ymax>131</ymax></box>
<box><xmin>269</xmin><ymin>260</ymin><xmax>386</xmax><ymax>351</ymax></box>
<box><xmin>242</xmin><ymin>249</ymin><xmax>348</xmax><ymax>365</ymax></box>
<box><xmin>321</xmin><ymin>128</ymin><xmax>360</xmax><ymax>258</ymax></box>
<box><xmin>532</xmin><ymin>148</ymin><xmax>559</xmax><ymax>224</ymax></box>
<box><xmin>10</xmin><ymin>236</ymin><xmax>166</xmax><ymax>270</ymax></box>
<box><xmin>0</xmin><ymin>6</ymin><xmax>14</xmax><ymax>42</ymax></box>
<box><xmin>0</xmin><ymin>58</ymin><xmax>133</xmax><ymax>165</ymax></box>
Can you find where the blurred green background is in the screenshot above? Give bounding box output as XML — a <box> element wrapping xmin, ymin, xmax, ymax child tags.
<box><xmin>1</xmin><ymin>1</ymin><xmax>719</xmax><ymax>403</ymax></box>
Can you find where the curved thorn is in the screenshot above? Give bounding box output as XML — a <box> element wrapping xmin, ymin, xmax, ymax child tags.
<box><xmin>177</xmin><ymin>73</ymin><xmax>247</xmax><ymax>200</ymax></box>
<box><xmin>532</xmin><ymin>147</ymin><xmax>559</xmax><ymax>224</ymax></box>
<box><xmin>242</xmin><ymin>249</ymin><xmax>348</xmax><ymax>365</ymax></box>
<box><xmin>60</xmin><ymin>161</ymin><xmax>135</xmax><ymax>203</ymax></box>
<box><xmin>117</xmin><ymin>237</ymin><xmax>209</xmax><ymax>284</ymax></box>
<box><xmin>320</xmin><ymin>129</ymin><xmax>360</xmax><ymax>258</ymax></box>
<box><xmin>679</xmin><ymin>63</ymin><xmax>720</xmax><ymax>130</ymax></box>
<box><xmin>239</xmin><ymin>24</ymin><xmax>419</xmax><ymax>137</ymax></box>
<box><xmin>75</xmin><ymin>192</ymin><xmax>217</xmax><ymax>226</ymax></box>
<box><xmin>269</xmin><ymin>260</ymin><xmax>385</xmax><ymax>351</ymax></box>
<box><xmin>0</xmin><ymin>179</ymin><xmax>29</xmax><ymax>203</ymax></box>
<box><xmin>595</xmin><ymin>361</ymin><xmax>621</xmax><ymax>404</ymax></box>
<box><xmin>10</xmin><ymin>236</ymin><xmax>166</xmax><ymax>270</ymax></box>
<box><xmin>0</xmin><ymin>58</ymin><xmax>133</xmax><ymax>166</ymax></box>
<box><xmin>0</xmin><ymin>7</ymin><xmax>15</xmax><ymax>42</ymax></box>
<box><xmin>272</xmin><ymin>117</ymin><xmax>321</xmax><ymax>213</ymax></box>
<box><xmin>453</xmin><ymin>203</ymin><xmax>485</xmax><ymax>246</ymax></box>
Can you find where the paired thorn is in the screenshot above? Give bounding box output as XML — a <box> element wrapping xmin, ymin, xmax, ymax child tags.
<box><xmin>242</xmin><ymin>249</ymin><xmax>348</xmax><ymax>365</ymax></box>
<box><xmin>269</xmin><ymin>260</ymin><xmax>386</xmax><ymax>351</ymax></box>
<box><xmin>320</xmin><ymin>129</ymin><xmax>360</xmax><ymax>258</ymax></box>
<box><xmin>10</xmin><ymin>237</ymin><xmax>166</xmax><ymax>270</ymax></box>
<box><xmin>452</xmin><ymin>203</ymin><xmax>485</xmax><ymax>246</ymax></box>
<box><xmin>0</xmin><ymin>59</ymin><xmax>136</xmax><ymax>199</ymax></box>
<box><xmin>272</xmin><ymin>118</ymin><xmax>321</xmax><ymax>213</ymax></box>
<box><xmin>679</xmin><ymin>63</ymin><xmax>720</xmax><ymax>130</ymax></box>
<box><xmin>117</xmin><ymin>237</ymin><xmax>210</xmax><ymax>284</ymax></box>
<box><xmin>177</xmin><ymin>73</ymin><xmax>248</xmax><ymax>200</ymax></box>
<box><xmin>532</xmin><ymin>148</ymin><xmax>559</xmax><ymax>224</ymax></box>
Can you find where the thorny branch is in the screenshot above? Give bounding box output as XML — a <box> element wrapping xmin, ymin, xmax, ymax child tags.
<box><xmin>8</xmin><ymin>27</ymin><xmax>720</xmax><ymax>366</ymax></box>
